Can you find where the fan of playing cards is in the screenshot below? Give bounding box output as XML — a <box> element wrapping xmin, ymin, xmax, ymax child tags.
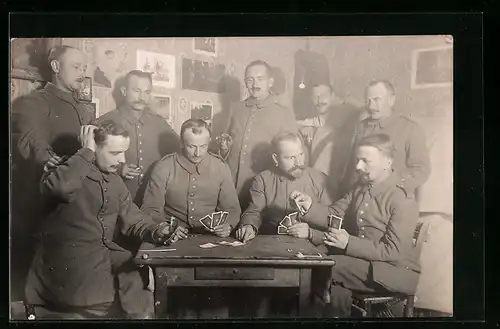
<box><xmin>277</xmin><ymin>212</ymin><xmax>301</xmax><ymax>234</ymax></box>
<box><xmin>199</xmin><ymin>211</ymin><xmax>229</xmax><ymax>231</ymax></box>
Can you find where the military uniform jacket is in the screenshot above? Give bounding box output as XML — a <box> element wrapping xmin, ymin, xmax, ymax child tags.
<box><xmin>14</xmin><ymin>82</ymin><xmax>95</xmax><ymax>167</ymax></box>
<box><xmin>304</xmin><ymin>170</ymin><xmax>421</xmax><ymax>293</ymax></box>
<box><xmin>339</xmin><ymin>113</ymin><xmax>431</xmax><ymax>198</ymax></box>
<box><xmin>141</xmin><ymin>152</ymin><xmax>242</xmax><ymax>232</ymax></box>
<box><xmin>96</xmin><ymin>105</ymin><xmax>180</xmax><ymax>206</ymax></box>
<box><xmin>25</xmin><ymin>148</ymin><xmax>160</xmax><ymax>307</ymax></box>
<box><xmin>226</xmin><ymin>95</ymin><xmax>299</xmax><ymax>203</ymax></box>
<box><xmin>239</xmin><ymin>167</ymin><xmax>333</xmax><ymax>243</ymax></box>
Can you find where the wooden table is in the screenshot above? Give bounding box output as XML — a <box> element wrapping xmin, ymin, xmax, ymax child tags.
<box><xmin>135</xmin><ymin>234</ymin><xmax>336</xmax><ymax>319</ymax></box>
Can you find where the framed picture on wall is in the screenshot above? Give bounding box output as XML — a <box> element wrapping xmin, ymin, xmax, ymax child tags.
<box><xmin>137</xmin><ymin>50</ymin><xmax>176</xmax><ymax>89</ymax></box>
<box><xmin>193</xmin><ymin>37</ymin><xmax>218</xmax><ymax>57</ymax></box>
<box><xmin>181</xmin><ymin>57</ymin><xmax>225</xmax><ymax>93</ymax></box>
<box><xmin>190</xmin><ymin>101</ymin><xmax>213</xmax><ymax>128</ymax></box>
<box><xmin>76</xmin><ymin>77</ymin><xmax>93</xmax><ymax>102</ymax></box>
<box><xmin>152</xmin><ymin>94</ymin><xmax>172</xmax><ymax>125</ymax></box>
<box><xmin>411</xmin><ymin>45</ymin><xmax>453</xmax><ymax>89</ymax></box>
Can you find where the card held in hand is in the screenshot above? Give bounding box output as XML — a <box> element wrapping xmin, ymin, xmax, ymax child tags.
<box><xmin>328</xmin><ymin>214</ymin><xmax>343</xmax><ymax>230</ymax></box>
<box><xmin>211</xmin><ymin>211</ymin><xmax>222</xmax><ymax>228</ymax></box>
<box><xmin>277</xmin><ymin>225</ymin><xmax>288</xmax><ymax>235</ymax></box>
<box><xmin>279</xmin><ymin>215</ymin><xmax>292</xmax><ymax>229</ymax></box>
<box><xmin>288</xmin><ymin>212</ymin><xmax>300</xmax><ymax>225</ymax></box>
<box><xmin>220</xmin><ymin>211</ymin><xmax>229</xmax><ymax>226</ymax></box>
<box><xmin>199</xmin><ymin>214</ymin><xmax>213</xmax><ymax>231</ymax></box>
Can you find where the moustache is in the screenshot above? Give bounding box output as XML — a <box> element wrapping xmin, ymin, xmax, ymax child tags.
<box><xmin>134</xmin><ymin>101</ymin><xmax>147</xmax><ymax>105</ymax></box>
<box><xmin>288</xmin><ymin>165</ymin><xmax>306</xmax><ymax>173</ymax></box>
<box><xmin>252</xmin><ymin>88</ymin><xmax>262</xmax><ymax>91</ymax></box>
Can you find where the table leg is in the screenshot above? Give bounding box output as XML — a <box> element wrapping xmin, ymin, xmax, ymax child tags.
<box><xmin>154</xmin><ymin>267</ymin><xmax>169</xmax><ymax>319</ymax></box>
<box><xmin>298</xmin><ymin>268</ymin><xmax>312</xmax><ymax>317</ymax></box>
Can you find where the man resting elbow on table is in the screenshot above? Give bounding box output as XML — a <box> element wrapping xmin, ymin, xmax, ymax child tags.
<box><xmin>292</xmin><ymin>134</ymin><xmax>421</xmax><ymax>318</ymax></box>
<box><xmin>233</xmin><ymin>131</ymin><xmax>334</xmax><ymax>317</ymax></box>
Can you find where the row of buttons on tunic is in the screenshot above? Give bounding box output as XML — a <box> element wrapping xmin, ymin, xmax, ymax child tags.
<box><xmin>358</xmin><ymin>202</ymin><xmax>370</xmax><ymax>239</ymax></box>
<box><xmin>137</xmin><ymin>125</ymin><xmax>145</xmax><ymax>179</ymax></box>
<box><xmin>240</xmin><ymin>111</ymin><xmax>256</xmax><ymax>164</ymax></box>
<box><xmin>189</xmin><ymin>177</ymin><xmax>197</xmax><ymax>220</ymax></box>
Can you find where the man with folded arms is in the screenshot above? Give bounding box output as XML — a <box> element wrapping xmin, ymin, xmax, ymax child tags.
<box><xmin>292</xmin><ymin>134</ymin><xmax>421</xmax><ymax>318</ymax></box>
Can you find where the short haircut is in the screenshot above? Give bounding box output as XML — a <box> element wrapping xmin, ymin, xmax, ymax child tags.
<box><xmin>47</xmin><ymin>45</ymin><xmax>80</xmax><ymax>66</ymax></box>
<box><xmin>180</xmin><ymin>119</ymin><xmax>212</xmax><ymax>140</ymax></box>
<box><xmin>245</xmin><ymin>60</ymin><xmax>273</xmax><ymax>78</ymax></box>
<box><xmin>357</xmin><ymin>134</ymin><xmax>395</xmax><ymax>159</ymax></box>
<box><xmin>366</xmin><ymin>79</ymin><xmax>396</xmax><ymax>96</ymax></box>
<box><xmin>312</xmin><ymin>83</ymin><xmax>333</xmax><ymax>93</ymax></box>
<box><xmin>271</xmin><ymin>131</ymin><xmax>304</xmax><ymax>154</ymax></box>
<box><xmin>124</xmin><ymin>70</ymin><xmax>153</xmax><ymax>87</ymax></box>
<box><xmin>94</xmin><ymin>120</ymin><xmax>130</xmax><ymax>146</ymax></box>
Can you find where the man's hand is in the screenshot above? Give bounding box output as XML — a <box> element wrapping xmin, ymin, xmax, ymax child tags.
<box><xmin>289</xmin><ymin>190</ymin><xmax>313</xmax><ymax>214</ymax></box>
<box><xmin>287</xmin><ymin>222</ymin><xmax>310</xmax><ymax>239</ymax></box>
<box><xmin>80</xmin><ymin>125</ymin><xmax>98</xmax><ymax>152</ymax></box>
<box><xmin>235</xmin><ymin>224</ymin><xmax>256</xmax><ymax>243</ymax></box>
<box><xmin>153</xmin><ymin>224</ymin><xmax>189</xmax><ymax>245</ymax></box>
<box><xmin>120</xmin><ymin>164</ymin><xmax>142</xmax><ymax>180</ymax></box>
<box><xmin>44</xmin><ymin>154</ymin><xmax>68</xmax><ymax>172</ymax></box>
<box><xmin>213</xmin><ymin>223</ymin><xmax>232</xmax><ymax>238</ymax></box>
<box><xmin>299</xmin><ymin>126</ymin><xmax>316</xmax><ymax>146</ymax></box>
<box><xmin>323</xmin><ymin>228</ymin><xmax>350</xmax><ymax>250</ymax></box>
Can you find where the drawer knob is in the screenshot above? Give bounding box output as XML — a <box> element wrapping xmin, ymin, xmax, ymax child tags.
<box><xmin>232</xmin><ymin>269</ymin><xmax>239</xmax><ymax>274</ymax></box>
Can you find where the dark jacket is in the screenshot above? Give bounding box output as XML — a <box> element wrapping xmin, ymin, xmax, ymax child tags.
<box><xmin>25</xmin><ymin>148</ymin><xmax>160</xmax><ymax>307</ymax></box>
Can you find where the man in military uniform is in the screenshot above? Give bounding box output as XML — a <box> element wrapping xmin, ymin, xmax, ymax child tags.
<box><xmin>25</xmin><ymin>122</ymin><xmax>175</xmax><ymax>319</ymax></box>
<box><xmin>298</xmin><ymin>83</ymin><xmax>362</xmax><ymax>199</ymax></box>
<box><xmin>235</xmin><ymin>131</ymin><xmax>334</xmax><ymax>318</ymax></box>
<box><xmin>223</xmin><ymin>60</ymin><xmax>299</xmax><ymax>209</ymax></box>
<box><xmin>338</xmin><ymin>80</ymin><xmax>430</xmax><ymax>199</ymax></box>
<box><xmin>96</xmin><ymin>70</ymin><xmax>179</xmax><ymax>207</ymax></box>
<box><xmin>141</xmin><ymin>118</ymin><xmax>241</xmax><ymax>319</ymax></box>
<box><xmin>293</xmin><ymin>134</ymin><xmax>421</xmax><ymax>318</ymax></box>
<box><xmin>12</xmin><ymin>45</ymin><xmax>94</xmax><ymax>300</ymax></box>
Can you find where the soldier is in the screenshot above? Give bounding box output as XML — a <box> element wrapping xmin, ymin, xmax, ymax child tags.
<box><xmin>141</xmin><ymin>118</ymin><xmax>241</xmax><ymax>319</ymax></box>
<box><xmin>12</xmin><ymin>45</ymin><xmax>94</xmax><ymax>300</ymax></box>
<box><xmin>25</xmin><ymin>121</ymin><xmax>176</xmax><ymax>319</ymax></box>
<box><xmin>338</xmin><ymin>80</ymin><xmax>430</xmax><ymax>199</ymax></box>
<box><xmin>222</xmin><ymin>60</ymin><xmax>299</xmax><ymax>209</ymax></box>
<box><xmin>292</xmin><ymin>134</ymin><xmax>421</xmax><ymax>318</ymax></box>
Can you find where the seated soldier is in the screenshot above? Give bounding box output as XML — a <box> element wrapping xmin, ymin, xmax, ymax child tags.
<box><xmin>24</xmin><ymin>122</ymin><xmax>176</xmax><ymax>319</ymax></box>
<box><xmin>141</xmin><ymin>118</ymin><xmax>241</xmax><ymax>319</ymax></box>
<box><xmin>234</xmin><ymin>131</ymin><xmax>334</xmax><ymax>317</ymax></box>
<box><xmin>291</xmin><ymin>134</ymin><xmax>421</xmax><ymax>318</ymax></box>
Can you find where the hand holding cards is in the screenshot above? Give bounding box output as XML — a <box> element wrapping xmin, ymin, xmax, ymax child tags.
<box><xmin>328</xmin><ymin>214</ymin><xmax>343</xmax><ymax>230</ymax></box>
<box><xmin>199</xmin><ymin>211</ymin><xmax>230</xmax><ymax>231</ymax></box>
<box><xmin>277</xmin><ymin>212</ymin><xmax>301</xmax><ymax>234</ymax></box>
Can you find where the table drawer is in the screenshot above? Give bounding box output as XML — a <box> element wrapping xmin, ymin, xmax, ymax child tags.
<box><xmin>195</xmin><ymin>267</ymin><xmax>275</xmax><ymax>280</ymax></box>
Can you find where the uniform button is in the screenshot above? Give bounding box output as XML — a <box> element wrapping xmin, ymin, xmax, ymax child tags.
<box><xmin>140</xmin><ymin>158</ymin><xmax>143</xmax><ymax>161</ymax></box>
<box><xmin>139</xmin><ymin>149</ymin><xmax>143</xmax><ymax>153</ymax></box>
<box><xmin>243</xmin><ymin>152</ymin><xmax>247</xmax><ymax>155</ymax></box>
<box><xmin>241</xmin><ymin>161</ymin><xmax>244</xmax><ymax>164</ymax></box>
<box><xmin>104</xmin><ymin>199</ymin><xmax>109</xmax><ymax>204</ymax></box>
<box><xmin>192</xmin><ymin>177</ymin><xmax>196</xmax><ymax>181</ymax></box>
<box><xmin>104</xmin><ymin>188</ymin><xmax>108</xmax><ymax>192</ymax></box>
<box><xmin>140</xmin><ymin>174</ymin><xmax>144</xmax><ymax>177</ymax></box>
<box><xmin>49</xmin><ymin>267</ymin><xmax>54</xmax><ymax>272</ymax></box>
<box><xmin>360</xmin><ymin>234</ymin><xmax>365</xmax><ymax>238</ymax></box>
<box><xmin>99</xmin><ymin>217</ymin><xmax>104</xmax><ymax>221</ymax></box>
<box><xmin>139</xmin><ymin>134</ymin><xmax>142</xmax><ymax>137</ymax></box>
<box><xmin>190</xmin><ymin>216</ymin><xmax>194</xmax><ymax>219</ymax></box>
<box><xmin>248</xmin><ymin>129</ymin><xmax>251</xmax><ymax>132</ymax></box>
<box><xmin>190</xmin><ymin>193</ymin><xmax>195</xmax><ymax>197</ymax></box>
<box><xmin>191</xmin><ymin>208</ymin><xmax>195</xmax><ymax>211</ymax></box>
<box><xmin>402</xmin><ymin>178</ymin><xmax>405</xmax><ymax>182</ymax></box>
<box><xmin>71</xmin><ymin>243</ymin><xmax>76</xmax><ymax>247</ymax></box>
<box><xmin>364</xmin><ymin>203</ymin><xmax>368</xmax><ymax>206</ymax></box>
<box><xmin>139</xmin><ymin>141</ymin><xmax>142</xmax><ymax>145</ymax></box>
<box><xmin>190</xmin><ymin>201</ymin><xmax>194</xmax><ymax>205</ymax></box>
<box><xmin>360</xmin><ymin>227</ymin><xmax>364</xmax><ymax>230</ymax></box>
<box><xmin>244</xmin><ymin>144</ymin><xmax>247</xmax><ymax>148</ymax></box>
<box><xmin>193</xmin><ymin>185</ymin><xmax>196</xmax><ymax>189</ymax></box>
<box><xmin>103</xmin><ymin>237</ymin><xmax>107</xmax><ymax>241</ymax></box>
<box><xmin>64</xmin><ymin>267</ymin><xmax>68</xmax><ymax>271</ymax></box>
<box><xmin>360</xmin><ymin>210</ymin><xmax>364</xmax><ymax>214</ymax></box>
<box><xmin>104</xmin><ymin>226</ymin><xmax>107</xmax><ymax>230</ymax></box>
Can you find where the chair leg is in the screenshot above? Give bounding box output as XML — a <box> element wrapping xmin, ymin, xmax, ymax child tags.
<box><xmin>404</xmin><ymin>296</ymin><xmax>415</xmax><ymax>317</ymax></box>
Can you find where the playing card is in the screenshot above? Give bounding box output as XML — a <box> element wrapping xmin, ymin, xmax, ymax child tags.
<box><xmin>167</xmin><ymin>216</ymin><xmax>178</xmax><ymax>231</ymax></box>
<box><xmin>218</xmin><ymin>241</ymin><xmax>232</xmax><ymax>245</ymax></box>
<box><xmin>199</xmin><ymin>214</ymin><xmax>213</xmax><ymax>231</ymax></box>
<box><xmin>293</xmin><ymin>198</ymin><xmax>305</xmax><ymax>215</ymax></box>
<box><xmin>199</xmin><ymin>243</ymin><xmax>219</xmax><ymax>249</ymax></box>
<box><xmin>230</xmin><ymin>241</ymin><xmax>245</xmax><ymax>246</ymax></box>
<box><xmin>220</xmin><ymin>212</ymin><xmax>229</xmax><ymax>226</ymax></box>
<box><xmin>211</xmin><ymin>211</ymin><xmax>223</xmax><ymax>228</ymax></box>
<box><xmin>277</xmin><ymin>225</ymin><xmax>288</xmax><ymax>235</ymax></box>
<box><xmin>279</xmin><ymin>215</ymin><xmax>292</xmax><ymax>229</ymax></box>
<box><xmin>328</xmin><ymin>215</ymin><xmax>343</xmax><ymax>230</ymax></box>
<box><xmin>288</xmin><ymin>212</ymin><xmax>300</xmax><ymax>225</ymax></box>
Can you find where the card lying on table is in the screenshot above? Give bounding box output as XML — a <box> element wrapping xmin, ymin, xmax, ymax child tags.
<box><xmin>199</xmin><ymin>243</ymin><xmax>219</xmax><ymax>249</ymax></box>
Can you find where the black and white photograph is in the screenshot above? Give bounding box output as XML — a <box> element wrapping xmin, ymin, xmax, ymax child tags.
<box><xmin>193</xmin><ymin>37</ymin><xmax>217</xmax><ymax>56</ymax></box>
<box><xmin>10</xmin><ymin>35</ymin><xmax>457</xmax><ymax>321</ymax></box>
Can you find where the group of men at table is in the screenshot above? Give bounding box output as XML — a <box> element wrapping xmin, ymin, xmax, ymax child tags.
<box><xmin>12</xmin><ymin>45</ymin><xmax>430</xmax><ymax>319</ymax></box>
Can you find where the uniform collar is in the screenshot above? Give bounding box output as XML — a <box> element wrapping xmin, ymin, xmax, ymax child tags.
<box><xmin>176</xmin><ymin>153</ymin><xmax>209</xmax><ymax>175</ymax></box>
<box><xmin>45</xmin><ymin>82</ymin><xmax>80</xmax><ymax>105</ymax></box>
<box><xmin>362</xmin><ymin>112</ymin><xmax>397</xmax><ymax>128</ymax></box>
<box><xmin>86</xmin><ymin>164</ymin><xmax>111</xmax><ymax>183</ymax></box>
<box><xmin>360</xmin><ymin>169</ymin><xmax>398</xmax><ymax>197</ymax></box>
<box><xmin>118</xmin><ymin>104</ymin><xmax>151</xmax><ymax>126</ymax></box>
<box><xmin>244</xmin><ymin>94</ymin><xmax>280</xmax><ymax>109</ymax></box>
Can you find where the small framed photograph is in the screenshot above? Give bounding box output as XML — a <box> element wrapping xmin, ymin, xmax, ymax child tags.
<box><xmin>77</xmin><ymin>77</ymin><xmax>93</xmax><ymax>102</ymax></box>
<box><xmin>411</xmin><ymin>45</ymin><xmax>453</xmax><ymax>89</ymax></box>
<box><xmin>190</xmin><ymin>101</ymin><xmax>213</xmax><ymax>127</ymax></box>
<box><xmin>91</xmin><ymin>98</ymin><xmax>100</xmax><ymax>118</ymax></box>
<box><xmin>137</xmin><ymin>50</ymin><xmax>176</xmax><ymax>89</ymax></box>
<box><xmin>178</xmin><ymin>97</ymin><xmax>188</xmax><ymax>112</ymax></box>
<box><xmin>193</xmin><ymin>37</ymin><xmax>218</xmax><ymax>57</ymax></box>
<box><xmin>151</xmin><ymin>94</ymin><xmax>172</xmax><ymax>125</ymax></box>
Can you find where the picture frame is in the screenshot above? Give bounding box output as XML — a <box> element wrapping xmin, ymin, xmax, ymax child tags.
<box><xmin>192</xmin><ymin>37</ymin><xmax>218</xmax><ymax>57</ymax></box>
<box><xmin>181</xmin><ymin>57</ymin><xmax>226</xmax><ymax>93</ymax></box>
<box><xmin>410</xmin><ymin>45</ymin><xmax>453</xmax><ymax>90</ymax></box>
<box><xmin>91</xmin><ymin>98</ymin><xmax>100</xmax><ymax>118</ymax></box>
<box><xmin>151</xmin><ymin>94</ymin><xmax>172</xmax><ymax>125</ymax></box>
<box><xmin>190</xmin><ymin>101</ymin><xmax>213</xmax><ymax>127</ymax></box>
<box><xmin>137</xmin><ymin>50</ymin><xmax>176</xmax><ymax>89</ymax></box>
<box><xmin>76</xmin><ymin>77</ymin><xmax>93</xmax><ymax>102</ymax></box>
